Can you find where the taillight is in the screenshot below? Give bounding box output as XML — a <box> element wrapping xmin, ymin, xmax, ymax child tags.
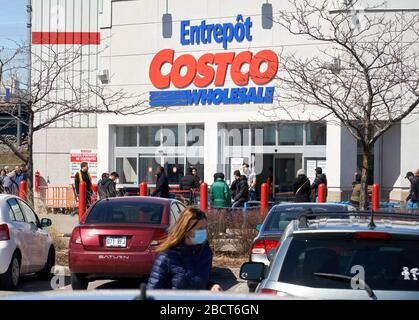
<box><xmin>150</xmin><ymin>229</ymin><xmax>167</xmax><ymax>246</ymax></box>
<box><xmin>0</xmin><ymin>224</ymin><xmax>10</xmax><ymax>241</ymax></box>
<box><xmin>71</xmin><ymin>227</ymin><xmax>83</xmax><ymax>245</ymax></box>
<box><xmin>353</xmin><ymin>232</ymin><xmax>391</xmax><ymax>240</ymax></box>
<box><xmin>251</xmin><ymin>239</ymin><xmax>279</xmax><ymax>255</ymax></box>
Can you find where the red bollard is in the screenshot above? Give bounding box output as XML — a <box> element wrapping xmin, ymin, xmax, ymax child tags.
<box><xmin>372</xmin><ymin>184</ymin><xmax>380</xmax><ymax>212</ymax></box>
<box><xmin>19</xmin><ymin>181</ymin><xmax>27</xmax><ymax>201</ymax></box>
<box><xmin>260</xmin><ymin>183</ymin><xmax>269</xmax><ymax>217</ymax></box>
<box><xmin>200</xmin><ymin>182</ymin><xmax>208</xmax><ymax>212</ymax></box>
<box><xmin>34</xmin><ymin>170</ymin><xmax>40</xmax><ymax>193</ymax></box>
<box><xmin>139</xmin><ymin>182</ymin><xmax>148</xmax><ymax>196</ymax></box>
<box><xmin>78</xmin><ymin>181</ymin><xmax>86</xmax><ymax>222</ymax></box>
<box><xmin>318</xmin><ymin>183</ymin><xmax>326</xmax><ymax>203</ymax></box>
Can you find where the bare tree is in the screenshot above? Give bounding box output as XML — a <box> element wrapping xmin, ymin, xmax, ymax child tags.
<box><xmin>0</xmin><ymin>42</ymin><xmax>162</xmax><ymax>203</ymax></box>
<box><xmin>262</xmin><ymin>0</ymin><xmax>419</xmax><ymax>209</ymax></box>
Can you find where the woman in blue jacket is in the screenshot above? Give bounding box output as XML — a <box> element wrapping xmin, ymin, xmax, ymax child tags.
<box><xmin>147</xmin><ymin>207</ymin><xmax>222</xmax><ymax>291</ymax></box>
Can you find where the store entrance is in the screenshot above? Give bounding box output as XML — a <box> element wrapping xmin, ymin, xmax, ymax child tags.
<box><xmin>256</xmin><ymin>153</ymin><xmax>303</xmax><ymax>200</ymax></box>
<box><xmin>138</xmin><ymin>155</ymin><xmax>185</xmax><ymax>185</ymax></box>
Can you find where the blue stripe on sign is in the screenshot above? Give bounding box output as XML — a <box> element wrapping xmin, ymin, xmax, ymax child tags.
<box><xmin>150</xmin><ymin>90</ymin><xmax>188</xmax><ymax>97</ymax></box>
<box><xmin>149</xmin><ymin>98</ymin><xmax>189</xmax><ymax>106</ymax></box>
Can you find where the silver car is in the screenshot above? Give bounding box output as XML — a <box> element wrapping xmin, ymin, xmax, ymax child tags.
<box><xmin>247</xmin><ymin>203</ymin><xmax>354</xmax><ymax>291</ymax></box>
<box><xmin>0</xmin><ymin>194</ymin><xmax>54</xmax><ymax>290</ymax></box>
<box><xmin>241</xmin><ymin>212</ymin><xmax>419</xmax><ymax>299</ymax></box>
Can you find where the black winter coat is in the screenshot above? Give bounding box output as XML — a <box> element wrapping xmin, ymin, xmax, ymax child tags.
<box><xmin>234</xmin><ymin>175</ymin><xmax>249</xmax><ymax>203</ymax></box>
<box><xmin>179</xmin><ymin>174</ymin><xmax>199</xmax><ymax>190</ymax></box>
<box><xmin>74</xmin><ymin>170</ymin><xmax>92</xmax><ymax>194</ymax></box>
<box><xmin>408</xmin><ymin>176</ymin><xmax>419</xmax><ymax>203</ymax></box>
<box><xmin>312</xmin><ymin>173</ymin><xmax>328</xmax><ymax>196</ymax></box>
<box><xmin>293</xmin><ymin>175</ymin><xmax>311</xmax><ymax>202</ymax></box>
<box><xmin>230</xmin><ymin>179</ymin><xmax>239</xmax><ymax>199</ymax></box>
<box><xmin>151</xmin><ymin>172</ymin><xmax>170</xmax><ymax>198</ymax></box>
<box><xmin>98</xmin><ymin>178</ymin><xmax>117</xmax><ymax>199</ymax></box>
<box><xmin>147</xmin><ymin>243</ymin><xmax>213</xmax><ymax>290</ymax></box>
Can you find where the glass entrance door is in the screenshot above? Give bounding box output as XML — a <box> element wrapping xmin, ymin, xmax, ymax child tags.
<box><xmin>273</xmin><ymin>154</ymin><xmax>303</xmax><ymax>193</ymax></box>
<box><xmin>138</xmin><ymin>155</ymin><xmax>185</xmax><ymax>185</ymax></box>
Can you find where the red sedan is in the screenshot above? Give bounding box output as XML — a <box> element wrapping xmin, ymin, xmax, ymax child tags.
<box><xmin>68</xmin><ymin>196</ymin><xmax>186</xmax><ymax>289</ymax></box>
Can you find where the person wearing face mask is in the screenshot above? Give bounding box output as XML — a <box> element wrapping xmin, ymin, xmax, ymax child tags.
<box><xmin>147</xmin><ymin>207</ymin><xmax>222</xmax><ymax>291</ymax></box>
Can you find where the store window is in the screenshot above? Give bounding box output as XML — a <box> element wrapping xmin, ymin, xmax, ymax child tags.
<box><xmin>278</xmin><ymin>124</ymin><xmax>304</xmax><ymax>145</ymax></box>
<box><xmin>138</xmin><ymin>157</ymin><xmax>159</xmax><ymax>184</ymax></box>
<box><xmin>116</xmin><ymin>126</ymin><xmax>137</xmax><ymax>147</ymax></box>
<box><xmin>187</xmin><ymin>124</ymin><xmax>204</xmax><ymax>146</ymax></box>
<box><xmin>252</xmin><ymin>124</ymin><xmax>276</xmax><ymax>145</ymax></box>
<box><xmin>306</xmin><ymin>123</ymin><xmax>326</xmax><ymax>145</ymax></box>
<box><xmin>165</xmin><ymin>157</ymin><xmax>185</xmax><ymax>184</ymax></box>
<box><xmin>224</xmin><ymin>124</ymin><xmax>250</xmax><ymax>146</ymax></box>
<box><xmin>116</xmin><ymin>157</ymin><xmax>137</xmax><ymax>184</ymax></box>
<box><xmin>139</xmin><ymin>126</ymin><xmax>160</xmax><ymax>146</ymax></box>
<box><xmin>162</xmin><ymin>126</ymin><xmax>182</xmax><ymax>146</ymax></box>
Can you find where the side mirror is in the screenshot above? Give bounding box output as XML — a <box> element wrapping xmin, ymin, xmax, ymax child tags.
<box><xmin>41</xmin><ymin>218</ymin><xmax>52</xmax><ymax>228</ymax></box>
<box><xmin>267</xmin><ymin>247</ymin><xmax>278</xmax><ymax>262</ymax></box>
<box><xmin>239</xmin><ymin>262</ymin><xmax>265</xmax><ymax>282</ymax></box>
<box><xmin>256</xmin><ymin>224</ymin><xmax>262</xmax><ymax>231</ymax></box>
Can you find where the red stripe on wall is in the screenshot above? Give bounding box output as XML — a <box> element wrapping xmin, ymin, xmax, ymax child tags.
<box><xmin>32</xmin><ymin>32</ymin><xmax>100</xmax><ymax>45</ymax></box>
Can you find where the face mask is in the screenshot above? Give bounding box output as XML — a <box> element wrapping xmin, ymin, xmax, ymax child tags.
<box><xmin>191</xmin><ymin>229</ymin><xmax>207</xmax><ymax>245</ymax></box>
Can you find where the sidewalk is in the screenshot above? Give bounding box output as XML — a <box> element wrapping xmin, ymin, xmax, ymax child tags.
<box><xmin>40</xmin><ymin>213</ymin><xmax>79</xmax><ymax>236</ymax></box>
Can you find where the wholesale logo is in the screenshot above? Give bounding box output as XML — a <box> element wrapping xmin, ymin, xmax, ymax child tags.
<box><xmin>149</xmin><ymin>15</ymin><xmax>278</xmax><ymax>106</ymax></box>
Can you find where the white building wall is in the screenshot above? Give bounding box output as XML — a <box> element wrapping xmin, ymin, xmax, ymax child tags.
<box><xmin>32</xmin><ymin>0</ymin><xmax>101</xmax><ymax>186</ymax></box>
<box><xmin>29</xmin><ymin>0</ymin><xmax>419</xmax><ymax>199</ymax></box>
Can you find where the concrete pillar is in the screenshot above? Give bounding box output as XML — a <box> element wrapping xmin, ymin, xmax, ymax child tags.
<box><xmin>204</xmin><ymin>121</ymin><xmax>218</xmax><ymax>184</ymax></box>
<box><xmin>326</xmin><ymin>121</ymin><xmax>357</xmax><ymax>201</ymax></box>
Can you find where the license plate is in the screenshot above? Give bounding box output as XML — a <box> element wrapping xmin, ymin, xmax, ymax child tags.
<box><xmin>105</xmin><ymin>236</ymin><xmax>127</xmax><ymax>248</ymax></box>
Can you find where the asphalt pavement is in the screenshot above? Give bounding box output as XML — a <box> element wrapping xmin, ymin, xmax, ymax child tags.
<box><xmin>0</xmin><ymin>213</ymin><xmax>249</xmax><ymax>296</ymax></box>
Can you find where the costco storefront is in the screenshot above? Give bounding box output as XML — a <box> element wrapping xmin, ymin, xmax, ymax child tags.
<box><xmin>31</xmin><ymin>0</ymin><xmax>418</xmax><ymax>202</ymax></box>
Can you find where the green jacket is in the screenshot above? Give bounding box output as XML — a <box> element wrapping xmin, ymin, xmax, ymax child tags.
<box><xmin>210</xmin><ymin>178</ymin><xmax>231</xmax><ymax>208</ymax></box>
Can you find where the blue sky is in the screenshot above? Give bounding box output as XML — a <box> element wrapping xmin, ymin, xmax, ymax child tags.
<box><xmin>0</xmin><ymin>0</ymin><xmax>27</xmax><ymax>46</ymax></box>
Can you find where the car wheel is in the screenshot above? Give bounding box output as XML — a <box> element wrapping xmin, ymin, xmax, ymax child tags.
<box><xmin>37</xmin><ymin>246</ymin><xmax>56</xmax><ymax>280</ymax></box>
<box><xmin>71</xmin><ymin>273</ymin><xmax>88</xmax><ymax>290</ymax></box>
<box><xmin>0</xmin><ymin>252</ymin><xmax>21</xmax><ymax>291</ymax></box>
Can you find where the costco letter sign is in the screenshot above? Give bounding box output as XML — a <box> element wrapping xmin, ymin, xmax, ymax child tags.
<box><xmin>149</xmin><ymin>15</ymin><xmax>278</xmax><ymax>106</ymax></box>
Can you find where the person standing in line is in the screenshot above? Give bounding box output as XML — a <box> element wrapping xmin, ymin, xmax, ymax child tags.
<box><xmin>405</xmin><ymin>171</ymin><xmax>419</xmax><ymax>209</ymax></box>
<box><xmin>232</xmin><ymin>175</ymin><xmax>249</xmax><ymax>208</ymax></box>
<box><xmin>151</xmin><ymin>165</ymin><xmax>170</xmax><ymax>198</ymax></box>
<box><xmin>0</xmin><ymin>169</ymin><xmax>7</xmax><ymax>193</ymax></box>
<box><xmin>311</xmin><ymin>167</ymin><xmax>328</xmax><ymax>202</ymax></box>
<box><xmin>350</xmin><ymin>173</ymin><xmax>362</xmax><ymax>208</ymax></box>
<box><xmin>74</xmin><ymin>162</ymin><xmax>93</xmax><ymax>208</ymax></box>
<box><xmin>191</xmin><ymin>167</ymin><xmax>202</xmax><ymax>186</ymax></box>
<box><xmin>230</xmin><ymin>170</ymin><xmax>241</xmax><ymax>201</ymax></box>
<box><xmin>293</xmin><ymin>169</ymin><xmax>311</xmax><ymax>203</ymax></box>
<box><xmin>14</xmin><ymin>165</ymin><xmax>27</xmax><ymax>186</ymax></box>
<box><xmin>242</xmin><ymin>163</ymin><xmax>257</xmax><ymax>201</ymax></box>
<box><xmin>98</xmin><ymin>172</ymin><xmax>119</xmax><ymax>199</ymax></box>
<box><xmin>209</xmin><ymin>173</ymin><xmax>231</xmax><ymax>208</ymax></box>
<box><xmin>147</xmin><ymin>207</ymin><xmax>222</xmax><ymax>291</ymax></box>
<box><xmin>3</xmin><ymin>171</ymin><xmax>19</xmax><ymax>195</ymax></box>
<box><xmin>179</xmin><ymin>167</ymin><xmax>199</xmax><ymax>191</ymax></box>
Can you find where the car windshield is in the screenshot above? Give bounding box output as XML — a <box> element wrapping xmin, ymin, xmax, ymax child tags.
<box><xmin>85</xmin><ymin>201</ymin><xmax>165</xmax><ymax>224</ymax></box>
<box><xmin>264</xmin><ymin>207</ymin><xmax>348</xmax><ymax>232</ymax></box>
<box><xmin>278</xmin><ymin>236</ymin><xmax>419</xmax><ymax>291</ymax></box>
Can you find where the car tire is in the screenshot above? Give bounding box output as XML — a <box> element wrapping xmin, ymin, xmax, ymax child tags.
<box><xmin>0</xmin><ymin>252</ymin><xmax>21</xmax><ymax>291</ymax></box>
<box><xmin>71</xmin><ymin>273</ymin><xmax>88</xmax><ymax>290</ymax></box>
<box><xmin>37</xmin><ymin>246</ymin><xmax>56</xmax><ymax>280</ymax></box>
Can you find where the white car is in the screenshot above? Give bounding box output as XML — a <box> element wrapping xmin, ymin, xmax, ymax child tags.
<box><xmin>0</xmin><ymin>194</ymin><xmax>55</xmax><ymax>290</ymax></box>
